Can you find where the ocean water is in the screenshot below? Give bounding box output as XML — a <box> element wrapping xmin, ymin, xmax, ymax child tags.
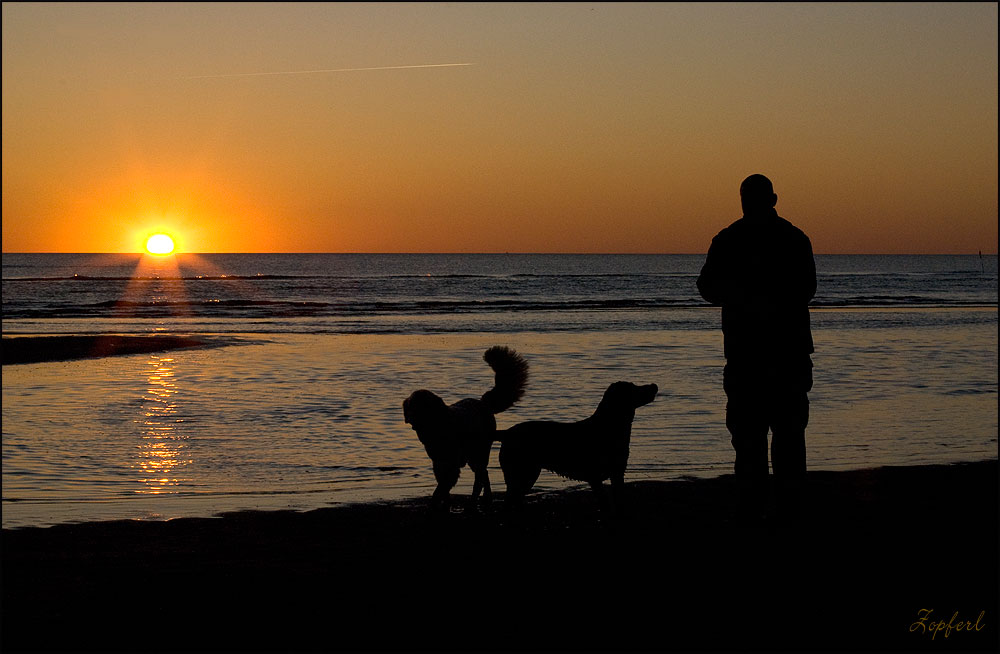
<box><xmin>2</xmin><ymin>253</ymin><xmax>997</xmax><ymax>528</ymax></box>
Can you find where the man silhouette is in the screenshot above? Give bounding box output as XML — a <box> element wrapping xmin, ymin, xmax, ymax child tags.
<box><xmin>697</xmin><ymin>174</ymin><xmax>815</xmax><ymax>522</ymax></box>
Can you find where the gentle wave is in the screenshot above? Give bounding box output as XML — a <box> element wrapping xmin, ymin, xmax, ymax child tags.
<box><xmin>4</xmin><ymin>270</ymin><xmax>992</xmax><ymax>282</ymax></box>
<box><xmin>5</xmin><ymin>300</ymin><xmax>992</xmax><ymax>321</ymax></box>
<box><xmin>810</xmin><ymin>297</ymin><xmax>996</xmax><ymax>307</ymax></box>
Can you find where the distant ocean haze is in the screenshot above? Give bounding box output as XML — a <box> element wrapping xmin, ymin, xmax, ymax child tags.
<box><xmin>2</xmin><ymin>254</ymin><xmax>997</xmax><ymax>527</ymax></box>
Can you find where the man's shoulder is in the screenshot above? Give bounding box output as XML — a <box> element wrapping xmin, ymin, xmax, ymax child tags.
<box><xmin>715</xmin><ymin>214</ymin><xmax>810</xmax><ymax>243</ymax></box>
<box><xmin>775</xmin><ymin>215</ymin><xmax>811</xmax><ymax>243</ymax></box>
<box><xmin>712</xmin><ymin>217</ymin><xmax>745</xmax><ymax>242</ymax></box>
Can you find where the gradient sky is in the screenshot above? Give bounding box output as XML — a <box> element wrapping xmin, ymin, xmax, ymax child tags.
<box><xmin>2</xmin><ymin>2</ymin><xmax>997</xmax><ymax>254</ymax></box>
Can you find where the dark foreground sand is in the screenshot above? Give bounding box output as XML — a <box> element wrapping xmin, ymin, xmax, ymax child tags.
<box><xmin>2</xmin><ymin>460</ymin><xmax>996</xmax><ymax>653</ymax></box>
<box><xmin>1</xmin><ymin>334</ymin><xmax>220</xmax><ymax>366</ymax></box>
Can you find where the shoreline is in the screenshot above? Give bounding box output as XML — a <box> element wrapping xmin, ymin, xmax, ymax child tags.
<box><xmin>3</xmin><ymin>459</ymin><xmax>996</xmax><ymax>652</ymax></box>
<box><xmin>1</xmin><ymin>334</ymin><xmax>227</xmax><ymax>365</ymax></box>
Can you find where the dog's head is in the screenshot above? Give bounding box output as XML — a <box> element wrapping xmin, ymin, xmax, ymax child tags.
<box><xmin>403</xmin><ymin>389</ymin><xmax>449</xmax><ymax>431</ymax></box>
<box><xmin>598</xmin><ymin>381</ymin><xmax>659</xmax><ymax>415</ymax></box>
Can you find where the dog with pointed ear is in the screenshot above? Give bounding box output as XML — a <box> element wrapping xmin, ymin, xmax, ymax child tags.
<box><xmin>497</xmin><ymin>381</ymin><xmax>658</xmax><ymax>510</ymax></box>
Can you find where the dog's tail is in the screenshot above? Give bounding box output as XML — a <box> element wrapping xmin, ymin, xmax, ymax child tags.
<box><xmin>480</xmin><ymin>346</ymin><xmax>529</xmax><ymax>414</ymax></box>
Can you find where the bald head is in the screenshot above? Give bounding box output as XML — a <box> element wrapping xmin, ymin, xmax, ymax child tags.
<box><xmin>740</xmin><ymin>174</ymin><xmax>777</xmax><ymax>215</ymax></box>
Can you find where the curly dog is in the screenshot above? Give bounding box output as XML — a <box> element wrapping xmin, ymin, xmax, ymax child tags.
<box><xmin>403</xmin><ymin>346</ymin><xmax>529</xmax><ymax>509</ymax></box>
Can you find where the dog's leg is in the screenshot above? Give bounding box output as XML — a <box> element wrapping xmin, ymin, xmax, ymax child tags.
<box><xmin>431</xmin><ymin>464</ymin><xmax>460</xmax><ymax>512</ymax></box>
<box><xmin>610</xmin><ymin>473</ymin><xmax>625</xmax><ymax>514</ymax></box>
<box><xmin>467</xmin><ymin>460</ymin><xmax>492</xmax><ymax>504</ymax></box>
<box><xmin>478</xmin><ymin>470</ymin><xmax>492</xmax><ymax>505</ymax></box>
<box><xmin>501</xmin><ymin>474</ymin><xmax>529</xmax><ymax>508</ymax></box>
<box><xmin>502</xmin><ymin>487</ymin><xmax>526</xmax><ymax>515</ymax></box>
<box><xmin>504</xmin><ymin>466</ymin><xmax>540</xmax><ymax>508</ymax></box>
<box><xmin>589</xmin><ymin>480</ymin><xmax>607</xmax><ymax>504</ymax></box>
<box><xmin>470</xmin><ymin>469</ymin><xmax>492</xmax><ymax>508</ymax></box>
<box><xmin>605</xmin><ymin>472</ymin><xmax>631</xmax><ymax>518</ymax></box>
<box><xmin>502</xmin><ymin>481</ymin><xmax>523</xmax><ymax>508</ymax></box>
<box><xmin>591</xmin><ymin>480</ymin><xmax>619</xmax><ymax>518</ymax></box>
<box><xmin>431</xmin><ymin>484</ymin><xmax>450</xmax><ymax>511</ymax></box>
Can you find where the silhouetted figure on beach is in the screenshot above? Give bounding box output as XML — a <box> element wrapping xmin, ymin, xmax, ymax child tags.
<box><xmin>697</xmin><ymin>174</ymin><xmax>815</xmax><ymax>522</ymax></box>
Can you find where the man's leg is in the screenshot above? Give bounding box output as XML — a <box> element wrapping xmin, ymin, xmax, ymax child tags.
<box><xmin>725</xmin><ymin>363</ymin><xmax>770</xmax><ymax>521</ymax></box>
<box><xmin>770</xmin><ymin>358</ymin><xmax>812</xmax><ymax>521</ymax></box>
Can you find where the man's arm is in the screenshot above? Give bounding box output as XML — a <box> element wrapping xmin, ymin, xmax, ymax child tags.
<box><xmin>697</xmin><ymin>236</ymin><xmax>727</xmax><ymax>306</ymax></box>
<box><xmin>798</xmin><ymin>235</ymin><xmax>817</xmax><ymax>305</ymax></box>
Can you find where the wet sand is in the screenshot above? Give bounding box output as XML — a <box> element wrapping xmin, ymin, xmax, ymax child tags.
<box><xmin>2</xmin><ymin>460</ymin><xmax>996</xmax><ymax>652</ymax></box>
<box><xmin>1</xmin><ymin>334</ymin><xmax>221</xmax><ymax>365</ymax></box>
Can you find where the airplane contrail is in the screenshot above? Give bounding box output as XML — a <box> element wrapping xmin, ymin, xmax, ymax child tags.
<box><xmin>183</xmin><ymin>62</ymin><xmax>476</xmax><ymax>80</ymax></box>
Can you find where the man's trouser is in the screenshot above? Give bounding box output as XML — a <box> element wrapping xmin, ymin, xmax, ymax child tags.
<box><xmin>724</xmin><ymin>356</ymin><xmax>812</xmax><ymax>518</ymax></box>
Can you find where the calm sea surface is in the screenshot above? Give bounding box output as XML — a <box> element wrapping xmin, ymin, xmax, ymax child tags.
<box><xmin>2</xmin><ymin>253</ymin><xmax>997</xmax><ymax>527</ymax></box>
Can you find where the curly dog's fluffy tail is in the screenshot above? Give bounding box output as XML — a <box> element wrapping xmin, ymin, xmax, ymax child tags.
<box><xmin>480</xmin><ymin>346</ymin><xmax>529</xmax><ymax>414</ymax></box>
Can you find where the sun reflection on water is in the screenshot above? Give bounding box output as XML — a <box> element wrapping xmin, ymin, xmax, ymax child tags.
<box><xmin>135</xmin><ymin>355</ymin><xmax>190</xmax><ymax>494</ymax></box>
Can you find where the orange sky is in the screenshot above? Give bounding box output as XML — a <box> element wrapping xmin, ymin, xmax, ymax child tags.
<box><xmin>2</xmin><ymin>2</ymin><xmax>997</xmax><ymax>254</ymax></box>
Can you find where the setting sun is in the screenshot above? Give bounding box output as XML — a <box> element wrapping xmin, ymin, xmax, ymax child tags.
<box><xmin>146</xmin><ymin>234</ymin><xmax>176</xmax><ymax>255</ymax></box>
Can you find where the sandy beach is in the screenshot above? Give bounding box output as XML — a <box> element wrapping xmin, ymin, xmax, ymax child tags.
<box><xmin>2</xmin><ymin>459</ymin><xmax>996</xmax><ymax>652</ymax></box>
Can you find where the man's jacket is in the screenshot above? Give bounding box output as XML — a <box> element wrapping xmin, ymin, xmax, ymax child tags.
<box><xmin>697</xmin><ymin>209</ymin><xmax>816</xmax><ymax>362</ymax></box>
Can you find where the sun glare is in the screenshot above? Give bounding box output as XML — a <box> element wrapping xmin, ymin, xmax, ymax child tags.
<box><xmin>146</xmin><ymin>233</ymin><xmax>176</xmax><ymax>255</ymax></box>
